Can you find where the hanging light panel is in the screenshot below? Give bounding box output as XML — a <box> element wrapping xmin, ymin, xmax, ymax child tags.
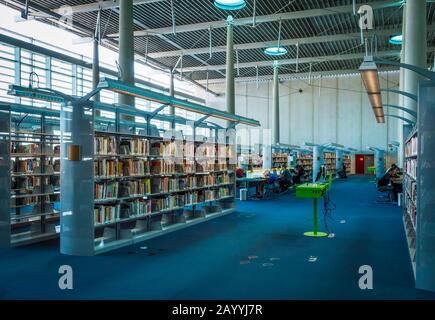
<box><xmin>214</xmin><ymin>0</ymin><xmax>246</xmax><ymax>11</ymax></box>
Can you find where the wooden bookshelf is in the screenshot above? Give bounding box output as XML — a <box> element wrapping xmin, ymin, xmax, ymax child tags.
<box><xmin>297</xmin><ymin>154</ymin><xmax>313</xmax><ymax>182</ymax></box>
<box><xmin>0</xmin><ymin>103</ymin><xmax>61</xmax><ymax>247</ymax></box>
<box><xmin>343</xmin><ymin>154</ymin><xmax>352</xmax><ymax>174</ymax></box>
<box><xmin>60</xmin><ymin>104</ymin><xmax>236</xmax><ymax>255</ymax></box>
<box><xmin>272</xmin><ymin>153</ymin><xmax>288</xmax><ymax>169</ymax></box>
<box><xmin>237</xmin><ymin>146</ymin><xmax>262</xmax><ymax>171</ymax></box>
<box><xmin>324</xmin><ymin>151</ymin><xmax>336</xmax><ymax>176</ymax></box>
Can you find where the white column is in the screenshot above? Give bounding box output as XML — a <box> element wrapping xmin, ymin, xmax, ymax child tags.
<box><xmin>403</xmin><ymin>0</ymin><xmax>426</xmax><ymax>113</ymax></box>
<box><xmin>397</xmin><ymin>6</ymin><xmax>406</xmax><ymax>167</ymax></box>
<box><xmin>225</xmin><ymin>15</ymin><xmax>235</xmax><ymax>127</ymax></box>
<box><xmin>118</xmin><ymin>0</ymin><xmax>135</xmax><ymax>107</ymax></box>
<box><xmin>273</xmin><ymin>61</ymin><xmax>280</xmax><ymax>145</ymax></box>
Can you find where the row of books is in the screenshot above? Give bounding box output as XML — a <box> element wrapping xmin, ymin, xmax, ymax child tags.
<box><xmin>405</xmin><ymin>134</ymin><xmax>418</xmax><ymax>157</ymax></box>
<box><xmin>94</xmin><ymin>136</ymin><xmax>116</xmax><ymax>155</ymax></box>
<box><xmin>185</xmin><ymin>142</ymin><xmax>195</xmax><ymax>157</ymax></box>
<box><xmin>196</xmin><ymin>162</ymin><xmax>216</xmax><ymax>172</ymax></box>
<box><xmin>151</xmin><ymin>195</ymin><xmax>184</xmax><ymax>212</ymax></box>
<box><xmin>118</xmin><ymin>180</ymin><xmax>151</xmax><ymax>197</ymax></box>
<box><xmin>94</xmin><ymin>199</ymin><xmax>154</xmax><ymax>225</ymax></box>
<box><xmin>405</xmin><ymin>200</ymin><xmax>417</xmax><ymax>230</ymax></box>
<box><xmin>12</xmin><ymin>177</ymin><xmax>59</xmax><ymax>191</ymax></box>
<box><xmin>404</xmin><ymin>174</ymin><xmax>417</xmax><ymax>205</ymax></box>
<box><xmin>404</xmin><ymin>177</ymin><xmax>417</xmax><ymax>231</ymax></box>
<box><xmin>196</xmin><ymin>144</ymin><xmax>217</xmax><ymax>158</ymax></box>
<box><xmin>150</xmin><ymin>159</ymin><xmax>179</xmax><ymax>174</ymax></box>
<box><xmin>95</xmin><ymin>158</ymin><xmax>229</xmax><ymax>177</ymax></box>
<box><xmin>151</xmin><ymin>177</ymin><xmax>177</xmax><ymax>193</ymax></box>
<box><xmin>119</xmin><ymin>159</ymin><xmax>149</xmax><ymax>176</ymax></box>
<box><xmin>119</xmin><ymin>139</ymin><xmax>149</xmax><ymax>156</ymax></box>
<box><xmin>11</xmin><ymin>195</ymin><xmax>59</xmax><ymax>207</ymax></box>
<box><xmin>324</xmin><ymin>152</ymin><xmax>336</xmax><ymax>159</ymax></box>
<box><xmin>94</xmin><ymin>159</ymin><xmax>118</xmax><ymax>177</ymax></box>
<box><xmin>11</xmin><ymin>143</ymin><xmax>38</xmax><ymax>154</ymax></box>
<box><xmin>95</xmin><ymin>176</ymin><xmax>234</xmax><ymax>200</ymax></box>
<box><xmin>344</xmin><ymin>157</ymin><xmax>351</xmax><ymax>173</ymax></box>
<box><xmin>95</xmin><ymin>181</ymin><xmax>119</xmax><ymax>200</ymax></box>
<box><xmin>150</xmin><ymin>141</ymin><xmax>183</xmax><ymax>157</ymax></box>
<box><xmin>405</xmin><ymin>158</ymin><xmax>417</xmax><ymax>179</ymax></box>
<box><xmin>94</xmin><ymin>205</ymin><xmax>121</xmax><ymax>225</ymax></box>
<box><xmin>198</xmin><ymin>174</ymin><xmax>216</xmax><ymax>186</ymax></box>
<box><xmin>217</xmin><ymin>173</ymin><xmax>231</xmax><ymax>184</ymax></box>
<box><xmin>13</xmin><ymin>159</ymin><xmax>40</xmax><ymax>173</ymax></box>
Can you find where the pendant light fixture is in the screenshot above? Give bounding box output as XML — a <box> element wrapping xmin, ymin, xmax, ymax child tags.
<box><xmin>389</xmin><ymin>34</ymin><xmax>403</xmax><ymax>45</ymax></box>
<box><xmin>264</xmin><ymin>19</ymin><xmax>287</xmax><ymax>56</ymax></box>
<box><xmin>214</xmin><ymin>0</ymin><xmax>246</xmax><ymax>11</ymax></box>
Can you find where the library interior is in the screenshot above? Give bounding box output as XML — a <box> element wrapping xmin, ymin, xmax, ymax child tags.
<box><xmin>0</xmin><ymin>0</ymin><xmax>435</xmax><ymax>300</ymax></box>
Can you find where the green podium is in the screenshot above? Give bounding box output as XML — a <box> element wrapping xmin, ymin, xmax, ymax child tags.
<box><xmin>296</xmin><ymin>183</ymin><xmax>328</xmax><ymax>237</ymax></box>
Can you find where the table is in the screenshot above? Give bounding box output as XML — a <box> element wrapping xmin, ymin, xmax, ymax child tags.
<box><xmin>296</xmin><ymin>183</ymin><xmax>329</xmax><ymax>237</ymax></box>
<box><xmin>236</xmin><ymin>177</ymin><xmax>266</xmax><ymax>199</ymax></box>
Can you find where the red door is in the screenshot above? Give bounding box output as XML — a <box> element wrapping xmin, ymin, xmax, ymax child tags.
<box><xmin>355</xmin><ymin>154</ymin><xmax>365</xmax><ymax>175</ymax></box>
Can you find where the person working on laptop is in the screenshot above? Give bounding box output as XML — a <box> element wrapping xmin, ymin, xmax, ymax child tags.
<box><xmin>377</xmin><ymin>164</ymin><xmax>401</xmax><ymax>201</ymax></box>
<box><xmin>279</xmin><ymin>163</ymin><xmax>292</xmax><ymax>192</ymax></box>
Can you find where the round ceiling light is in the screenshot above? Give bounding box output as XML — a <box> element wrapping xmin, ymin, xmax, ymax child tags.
<box><xmin>214</xmin><ymin>0</ymin><xmax>246</xmax><ymax>11</ymax></box>
<box><xmin>264</xmin><ymin>46</ymin><xmax>288</xmax><ymax>56</ymax></box>
<box><xmin>389</xmin><ymin>34</ymin><xmax>403</xmax><ymax>45</ymax></box>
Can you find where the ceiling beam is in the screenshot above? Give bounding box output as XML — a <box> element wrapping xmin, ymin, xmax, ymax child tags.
<box><xmin>198</xmin><ymin>68</ymin><xmax>400</xmax><ymax>85</ymax></box>
<box><xmin>52</xmin><ymin>0</ymin><xmax>164</xmax><ymax>15</ymax></box>
<box><xmin>147</xmin><ymin>27</ymin><xmax>405</xmax><ymax>59</ymax></box>
<box><xmin>176</xmin><ymin>49</ymin><xmax>403</xmax><ymax>73</ymax></box>
<box><xmin>108</xmin><ymin>0</ymin><xmax>403</xmax><ymax>37</ymax></box>
<box><xmin>178</xmin><ymin>46</ymin><xmax>435</xmax><ymax>73</ymax></box>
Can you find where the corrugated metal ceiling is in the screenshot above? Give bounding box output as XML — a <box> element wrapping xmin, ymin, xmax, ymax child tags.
<box><xmin>3</xmin><ymin>0</ymin><xmax>435</xmax><ymax>81</ymax></box>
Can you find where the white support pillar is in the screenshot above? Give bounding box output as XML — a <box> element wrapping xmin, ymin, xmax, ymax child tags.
<box><xmin>225</xmin><ymin>15</ymin><xmax>235</xmax><ymax>127</ymax></box>
<box><xmin>403</xmin><ymin>0</ymin><xmax>426</xmax><ymax>113</ymax></box>
<box><xmin>118</xmin><ymin>0</ymin><xmax>135</xmax><ymax>107</ymax></box>
<box><xmin>397</xmin><ymin>6</ymin><xmax>406</xmax><ymax>167</ymax></box>
<box><xmin>169</xmin><ymin>72</ymin><xmax>175</xmax><ymax>129</ymax></box>
<box><xmin>273</xmin><ymin>61</ymin><xmax>280</xmax><ymax>145</ymax></box>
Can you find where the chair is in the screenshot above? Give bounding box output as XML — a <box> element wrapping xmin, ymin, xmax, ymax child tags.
<box><xmin>376</xmin><ymin>185</ymin><xmax>394</xmax><ymax>203</ymax></box>
<box><xmin>261</xmin><ymin>176</ymin><xmax>283</xmax><ymax>199</ymax></box>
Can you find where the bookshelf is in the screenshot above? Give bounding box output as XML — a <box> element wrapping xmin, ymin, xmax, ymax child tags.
<box><xmin>343</xmin><ymin>154</ymin><xmax>352</xmax><ymax>174</ymax></box>
<box><xmin>324</xmin><ymin>151</ymin><xmax>336</xmax><ymax>176</ymax></box>
<box><xmin>403</xmin><ymin>128</ymin><xmax>417</xmax><ymax>277</ymax></box>
<box><xmin>237</xmin><ymin>145</ymin><xmax>262</xmax><ymax>172</ymax></box>
<box><xmin>0</xmin><ymin>103</ymin><xmax>61</xmax><ymax>247</ymax></box>
<box><xmin>271</xmin><ymin>145</ymin><xmax>292</xmax><ymax>170</ymax></box>
<box><xmin>296</xmin><ymin>153</ymin><xmax>313</xmax><ymax>182</ymax></box>
<box><xmin>61</xmin><ymin>102</ymin><xmax>237</xmax><ymax>255</ymax></box>
<box><xmin>7</xmin><ymin>80</ymin><xmax>259</xmax><ymax>256</ymax></box>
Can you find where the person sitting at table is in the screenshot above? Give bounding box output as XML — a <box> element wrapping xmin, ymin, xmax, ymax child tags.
<box><xmin>377</xmin><ymin>164</ymin><xmax>401</xmax><ymax>201</ymax></box>
<box><xmin>292</xmin><ymin>161</ymin><xmax>305</xmax><ymax>185</ymax></box>
<box><xmin>268</xmin><ymin>169</ymin><xmax>278</xmax><ymax>185</ymax></box>
<box><xmin>279</xmin><ymin>164</ymin><xmax>292</xmax><ymax>192</ymax></box>
<box><xmin>338</xmin><ymin>162</ymin><xmax>347</xmax><ymax>179</ymax></box>
<box><xmin>256</xmin><ymin>170</ymin><xmax>269</xmax><ymax>198</ymax></box>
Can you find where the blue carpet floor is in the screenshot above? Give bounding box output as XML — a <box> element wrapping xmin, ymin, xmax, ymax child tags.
<box><xmin>1</xmin><ymin>176</ymin><xmax>435</xmax><ymax>300</ymax></box>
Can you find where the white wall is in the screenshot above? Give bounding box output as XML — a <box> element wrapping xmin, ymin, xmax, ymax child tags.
<box><xmin>190</xmin><ymin>71</ymin><xmax>400</xmax><ymax>152</ymax></box>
